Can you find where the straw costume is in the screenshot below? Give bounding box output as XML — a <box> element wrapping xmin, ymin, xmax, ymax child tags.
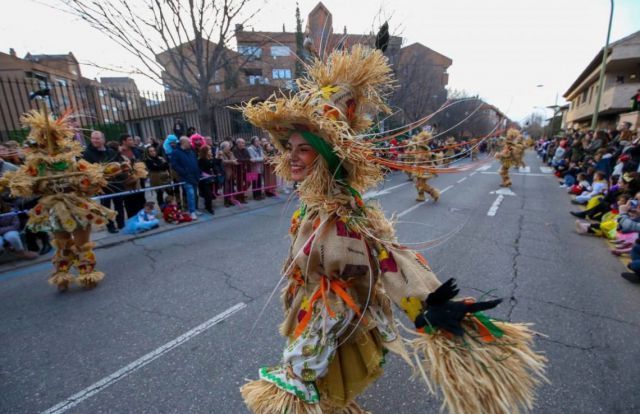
<box><xmin>409</xmin><ymin>131</ymin><xmax>439</xmax><ymax>202</ymax></box>
<box><xmin>496</xmin><ymin>129</ymin><xmax>521</xmax><ymax>188</ymax></box>
<box><xmin>240</xmin><ymin>41</ymin><xmax>546</xmax><ymax>414</ymax></box>
<box><xmin>1</xmin><ymin>101</ymin><xmax>146</xmax><ymax>291</ymax></box>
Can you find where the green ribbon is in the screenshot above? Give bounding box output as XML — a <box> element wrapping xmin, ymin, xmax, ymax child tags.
<box><xmin>299</xmin><ymin>130</ymin><xmax>346</xmax><ymax>181</ymax></box>
<box><xmin>473</xmin><ymin>311</ymin><xmax>504</xmax><ymax>338</ymax></box>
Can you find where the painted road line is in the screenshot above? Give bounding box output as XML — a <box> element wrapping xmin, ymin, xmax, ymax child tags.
<box><xmin>476</xmin><ymin>164</ymin><xmax>492</xmax><ymax>172</ymax></box>
<box><xmin>539</xmin><ymin>166</ymin><xmax>553</xmax><ymax>174</ymax></box>
<box><xmin>480</xmin><ymin>171</ymin><xmax>551</xmax><ymax>177</ymax></box>
<box><xmin>397</xmin><ymin>185</ymin><xmax>453</xmax><ymax>218</ymax></box>
<box><xmin>518</xmin><ymin>166</ymin><xmax>531</xmax><ymax>173</ymax></box>
<box><xmin>42</xmin><ymin>302</ymin><xmax>247</xmax><ymax>414</ymax></box>
<box><xmin>469</xmin><ymin>172</ymin><xmax>477</xmax><ymax>176</ymax></box>
<box><xmin>487</xmin><ymin>195</ymin><xmax>504</xmax><ymax>216</ymax></box>
<box><xmin>457</xmin><ymin>177</ymin><xmax>467</xmax><ymax>184</ymax></box>
<box><xmin>364</xmin><ymin>182</ymin><xmax>411</xmax><ymax>199</ymax></box>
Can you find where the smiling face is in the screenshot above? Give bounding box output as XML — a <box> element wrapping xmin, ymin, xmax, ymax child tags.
<box><xmin>286</xmin><ymin>133</ymin><xmax>319</xmax><ymax>182</ymax></box>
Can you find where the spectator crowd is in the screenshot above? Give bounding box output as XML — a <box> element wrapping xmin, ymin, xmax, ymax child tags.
<box><xmin>0</xmin><ymin>119</ymin><xmax>282</xmax><ymax>263</ymax></box>
<box><xmin>536</xmin><ymin>121</ymin><xmax>640</xmax><ymax>283</ymax></box>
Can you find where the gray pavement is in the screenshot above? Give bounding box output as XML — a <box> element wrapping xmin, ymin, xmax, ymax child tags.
<box><xmin>1</xmin><ymin>151</ymin><xmax>639</xmax><ymax>414</ymax></box>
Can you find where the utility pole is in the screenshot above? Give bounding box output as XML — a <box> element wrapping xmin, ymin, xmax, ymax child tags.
<box><xmin>591</xmin><ymin>0</ymin><xmax>614</xmax><ymax>130</ymax></box>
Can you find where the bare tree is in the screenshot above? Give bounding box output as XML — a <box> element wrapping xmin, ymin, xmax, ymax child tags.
<box><xmin>522</xmin><ymin>113</ymin><xmax>545</xmax><ymax>138</ymax></box>
<box><xmin>387</xmin><ymin>48</ymin><xmax>447</xmax><ymax>128</ymax></box>
<box><xmin>431</xmin><ymin>91</ymin><xmax>499</xmax><ymax>139</ymax></box>
<box><xmin>58</xmin><ymin>0</ymin><xmax>260</xmax><ymax>136</ymax></box>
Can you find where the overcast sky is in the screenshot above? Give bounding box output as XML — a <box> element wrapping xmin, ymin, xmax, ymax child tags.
<box><xmin>1</xmin><ymin>0</ymin><xmax>638</xmax><ymax>123</ymax></box>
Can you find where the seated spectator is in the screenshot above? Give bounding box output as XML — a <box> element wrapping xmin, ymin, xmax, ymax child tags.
<box><xmin>575</xmin><ymin>194</ymin><xmax>629</xmax><ymax>240</ymax></box>
<box><xmin>572</xmin><ymin>171</ymin><xmax>608</xmax><ymax>205</ymax></box>
<box><xmin>0</xmin><ymin>201</ymin><xmax>37</xmax><ymax>260</ymax></box>
<box><xmin>568</xmin><ymin>173</ymin><xmax>592</xmax><ymax>195</ymax></box>
<box><xmin>124</xmin><ymin>202</ymin><xmax>160</xmax><ymax>234</ymax></box>
<box><xmin>162</xmin><ymin>195</ymin><xmax>192</xmax><ymax>224</ymax></box>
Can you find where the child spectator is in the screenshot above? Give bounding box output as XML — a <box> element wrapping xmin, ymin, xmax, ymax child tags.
<box><xmin>162</xmin><ymin>195</ymin><xmax>192</xmax><ymax>224</ymax></box>
<box><xmin>572</xmin><ymin>170</ymin><xmax>608</xmax><ymax>205</ymax></box>
<box><xmin>123</xmin><ymin>202</ymin><xmax>160</xmax><ymax>234</ymax></box>
<box><xmin>0</xmin><ymin>201</ymin><xmax>37</xmax><ymax>260</ymax></box>
<box><xmin>569</xmin><ymin>173</ymin><xmax>592</xmax><ymax>195</ymax></box>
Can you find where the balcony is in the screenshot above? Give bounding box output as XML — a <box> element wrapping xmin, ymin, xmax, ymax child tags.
<box><xmin>566</xmin><ymin>82</ymin><xmax>640</xmax><ymax>123</ymax></box>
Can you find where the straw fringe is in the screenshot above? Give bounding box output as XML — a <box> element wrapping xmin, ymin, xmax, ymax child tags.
<box><xmin>240</xmin><ymin>379</ymin><xmax>322</xmax><ymax>414</ymax></box>
<box><xmin>410</xmin><ymin>322</ymin><xmax>548</xmax><ymax>414</ymax></box>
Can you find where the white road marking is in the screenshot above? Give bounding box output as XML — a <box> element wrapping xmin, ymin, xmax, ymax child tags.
<box><xmin>470</xmin><ymin>172</ymin><xmax>477</xmax><ymax>176</ymax></box>
<box><xmin>518</xmin><ymin>166</ymin><xmax>531</xmax><ymax>173</ymax></box>
<box><xmin>490</xmin><ymin>188</ymin><xmax>517</xmax><ymax>196</ymax></box>
<box><xmin>364</xmin><ymin>182</ymin><xmax>411</xmax><ymax>199</ymax></box>
<box><xmin>539</xmin><ymin>166</ymin><xmax>553</xmax><ymax>174</ymax></box>
<box><xmin>476</xmin><ymin>164</ymin><xmax>492</xmax><ymax>172</ymax></box>
<box><xmin>480</xmin><ymin>171</ymin><xmax>551</xmax><ymax>177</ymax></box>
<box><xmin>487</xmin><ymin>195</ymin><xmax>504</xmax><ymax>216</ymax></box>
<box><xmin>42</xmin><ymin>302</ymin><xmax>247</xmax><ymax>414</ymax></box>
<box><xmin>457</xmin><ymin>177</ymin><xmax>467</xmax><ymax>183</ymax></box>
<box><xmin>396</xmin><ymin>185</ymin><xmax>453</xmax><ymax>218</ymax></box>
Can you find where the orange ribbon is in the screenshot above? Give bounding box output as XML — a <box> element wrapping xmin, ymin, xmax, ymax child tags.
<box><xmin>293</xmin><ymin>276</ymin><xmax>365</xmax><ymax>339</ymax></box>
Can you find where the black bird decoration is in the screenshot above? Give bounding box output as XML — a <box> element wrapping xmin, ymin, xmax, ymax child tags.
<box><xmin>375</xmin><ymin>21</ymin><xmax>390</xmax><ymax>52</ymax></box>
<box><xmin>414</xmin><ymin>278</ymin><xmax>503</xmax><ymax>336</ymax></box>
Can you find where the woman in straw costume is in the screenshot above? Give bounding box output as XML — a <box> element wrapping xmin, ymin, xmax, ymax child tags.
<box><xmin>240</xmin><ymin>43</ymin><xmax>546</xmax><ymax>414</ymax></box>
<box><xmin>1</xmin><ymin>101</ymin><xmax>146</xmax><ymax>291</ymax></box>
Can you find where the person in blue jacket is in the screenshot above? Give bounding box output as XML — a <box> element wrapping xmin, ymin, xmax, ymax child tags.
<box><xmin>170</xmin><ymin>137</ymin><xmax>201</xmax><ymax>220</ymax></box>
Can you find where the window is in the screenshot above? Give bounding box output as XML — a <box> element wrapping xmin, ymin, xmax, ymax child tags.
<box><xmin>101</xmin><ymin>104</ymin><xmax>108</xmax><ymax>111</ymax></box>
<box><xmin>99</xmin><ymin>89</ymin><xmax>105</xmax><ymax>97</ymax></box>
<box><xmin>238</xmin><ymin>45</ymin><xmax>262</xmax><ymax>59</ymax></box>
<box><xmin>616</xmin><ymin>75</ymin><xmax>624</xmax><ymax>84</ymax></box>
<box><xmin>248</xmin><ymin>75</ymin><xmax>267</xmax><ymax>85</ymax></box>
<box><xmin>214</xmin><ymin>85</ymin><xmax>221</xmax><ymax>93</ymax></box>
<box><xmin>56</xmin><ymin>79</ymin><xmax>67</xmax><ymax>87</ymax></box>
<box><xmin>272</xmin><ymin>69</ymin><xmax>292</xmax><ymax>80</ymax></box>
<box><xmin>270</xmin><ymin>46</ymin><xmax>291</xmax><ymax>57</ymax></box>
<box><xmin>581</xmin><ymin>89</ymin><xmax>588</xmax><ymax>105</ymax></box>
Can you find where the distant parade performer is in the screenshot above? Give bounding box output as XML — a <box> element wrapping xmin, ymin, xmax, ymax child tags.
<box><xmin>410</xmin><ymin>131</ymin><xmax>439</xmax><ymax>202</ymax></box>
<box><xmin>239</xmin><ymin>36</ymin><xmax>545</xmax><ymax>414</ymax></box>
<box><xmin>444</xmin><ymin>135</ymin><xmax>456</xmax><ymax>161</ymax></box>
<box><xmin>509</xmin><ymin>129</ymin><xmax>527</xmax><ymax>168</ymax></box>
<box><xmin>0</xmin><ymin>93</ymin><xmax>146</xmax><ymax>291</ymax></box>
<box><xmin>496</xmin><ymin>129</ymin><xmax>521</xmax><ymax>187</ymax></box>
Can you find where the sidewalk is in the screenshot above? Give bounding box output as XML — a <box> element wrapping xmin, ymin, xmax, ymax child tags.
<box><xmin>0</xmin><ymin>194</ymin><xmax>288</xmax><ymax>274</ymax></box>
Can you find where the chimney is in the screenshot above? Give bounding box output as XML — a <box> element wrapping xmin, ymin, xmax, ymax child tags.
<box><xmin>283</xmin><ymin>23</ymin><xmax>286</xmax><ymax>32</ymax></box>
<box><xmin>9</xmin><ymin>48</ymin><xmax>16</xmax><ymax>57</ymax></box>
<box><xmin>235</xmin><ymin>23</ymin><xmax>243</xmax><ymax>33</ymax></box>
<box><xmin>343</xmin><ymin>26</ymin><xmax>347</xmax><ymax>35</ymax></box>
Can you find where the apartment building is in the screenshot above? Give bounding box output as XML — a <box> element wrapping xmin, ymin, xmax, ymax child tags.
<box><xmin>564</xmin><ymin>30</ymin><xmax>640</xmax><ymax>130</ymax></box>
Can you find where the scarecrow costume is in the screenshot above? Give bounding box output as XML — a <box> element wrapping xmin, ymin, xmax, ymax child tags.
<box><xmin>409</xmin><ymin>131</ymin><xmax>439</xmax><ymax>202</ymax></box>
<box><xmin>240</xmin><ymin>44</ymin><xmax>546</xmax><ymax>414</ymax></box>
<box><xmin>1</xmin><ymin>103</ymin><xmax>146</xmax><ymax>291</ymax></box>
<box><xmin>496</xmin><ymin>128</ymin><xmax>522</xmax><ymax>188</ymax></box>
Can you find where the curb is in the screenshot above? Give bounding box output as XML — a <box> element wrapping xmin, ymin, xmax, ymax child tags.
<box><xmin>0</xmin><ymin>196</ymin><xmax>289</xmax><ymax>274</ymax></box>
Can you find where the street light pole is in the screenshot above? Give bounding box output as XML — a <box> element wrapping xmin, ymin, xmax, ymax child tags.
<box><xmin>591</xmin><ymin>0</ymin><xmax>614</xmax><ymax>130</ymax></box>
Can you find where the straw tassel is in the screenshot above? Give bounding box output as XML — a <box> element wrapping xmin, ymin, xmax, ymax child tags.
<box><xmin>410</xmin><ymin>321</ymin><xmax>547</xmax><ymax>414</ymax></box>
<box><xmin>240</xmin><ymin>379</ymin><xmax>322</xmax><ymax>414</ymax></box>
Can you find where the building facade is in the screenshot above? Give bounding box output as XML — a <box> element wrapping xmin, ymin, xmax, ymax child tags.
<box><xmin>564</xmin><ymin>30</ymin><xmax>640</xmax><ymax>130</ymax></box>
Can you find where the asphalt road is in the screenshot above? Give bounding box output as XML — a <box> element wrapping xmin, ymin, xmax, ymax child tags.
<box><xmin>2</xmin><ymin>151</ymin><xmax>639</xmax><ymax>414</ymax></box>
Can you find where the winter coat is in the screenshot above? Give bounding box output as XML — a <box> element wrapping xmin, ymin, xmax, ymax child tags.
<box><xmin>82</xmin><ymin>144</ymin><xmax>120</xmax><ymax>164</ymax></box>
<box><xmin>145</xmin><ymin>155</ymin><xmax>171</xmax><ymax>187</ymax></box>
<box><xmin>0</xmin><ymin>211</ymin><xmax>20</xmax><ymax>235</ymax></box>
<box><xmin>170</xmin><ymin>147</ymin><xmax>200</xmax><ymax>186</ymax></box>
<box><xmin>618</xmin><ymin>213</ymin><xmax>640</xmax><ymax>233</ymax></box>
<box><xmin>247</xmin><ymin>144</ymin><xmax>265</xmax><ymax>174</ymax></box>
